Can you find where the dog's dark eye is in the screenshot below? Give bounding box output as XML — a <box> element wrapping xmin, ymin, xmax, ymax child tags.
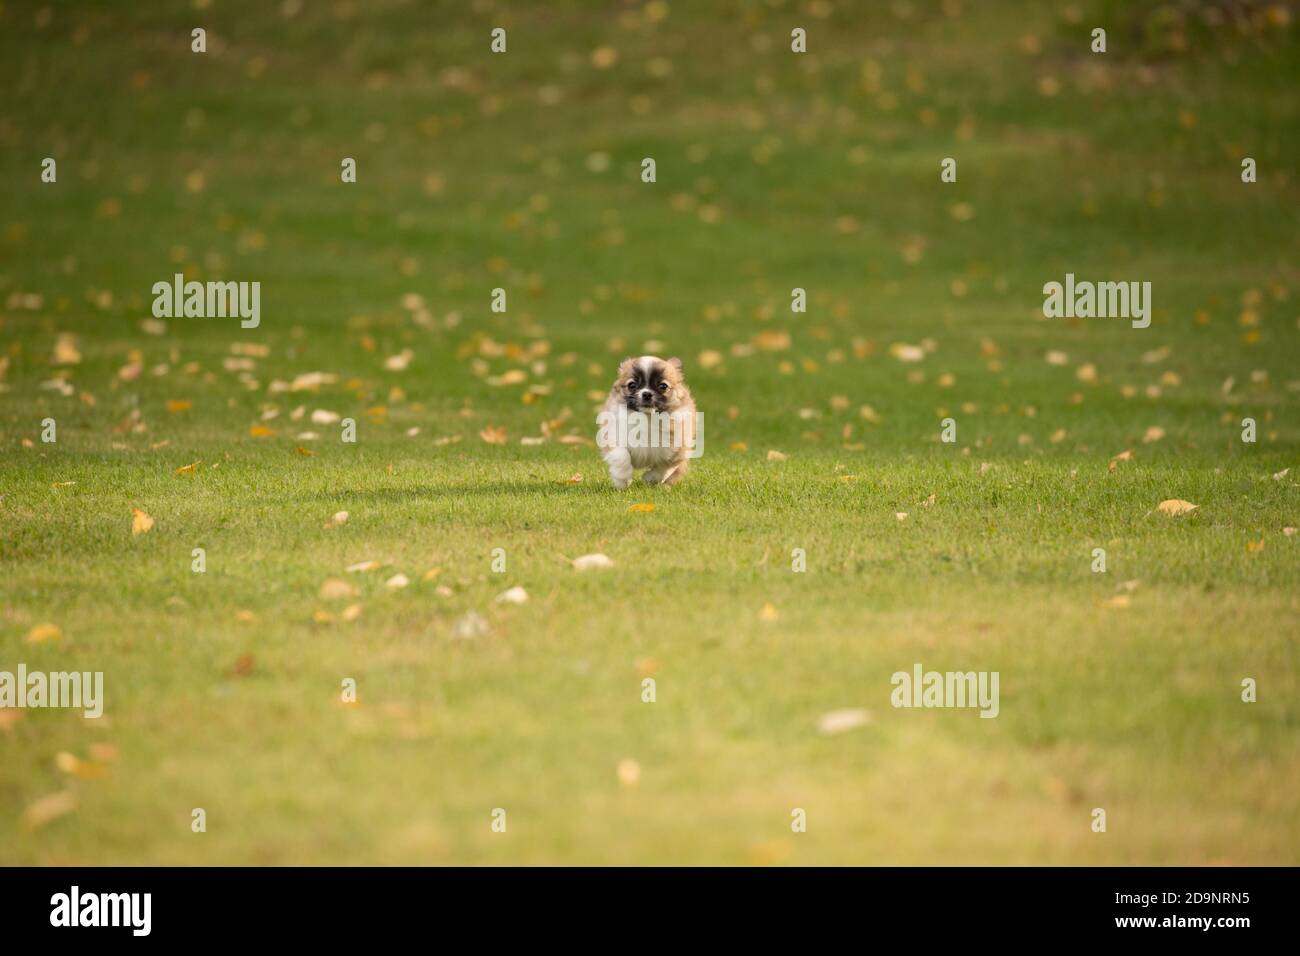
<box><xmin>626</xmin><ymin>382</ymin><xmax>637</xmax><ymax>391</ymax></box>
<box><xmin>657</xmin><ymin>382</ymin><xmax>669</xmax><ymax>392</ymax></box>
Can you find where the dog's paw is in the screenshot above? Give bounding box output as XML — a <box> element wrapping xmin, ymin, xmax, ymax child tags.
<box><xmin>603</xmin><ymin>447</ymin><xmax>634</xmax><ymax>490</ymax></box>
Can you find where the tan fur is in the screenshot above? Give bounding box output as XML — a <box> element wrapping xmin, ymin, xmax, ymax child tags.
<box><xmin>598</xmin><ymin>355</ymin><xmax>697</xmax><ymax>488</ymax></box>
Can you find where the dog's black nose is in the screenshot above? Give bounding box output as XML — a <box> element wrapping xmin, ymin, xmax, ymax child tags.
<box><xmin>639</xmin><ymin>389</ymin><xmax>655</xmax><ymax>403</ymax></box>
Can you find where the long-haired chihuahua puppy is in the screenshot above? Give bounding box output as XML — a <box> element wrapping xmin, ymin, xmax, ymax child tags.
<box><xmin>598</xmin><ymin>355</ymin><xmax>697</xmax><ymax>488</ymax></box>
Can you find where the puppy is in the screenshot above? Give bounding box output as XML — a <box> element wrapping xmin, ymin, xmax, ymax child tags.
<box><xmin>598</xmin><ymin>355</ymin><xmax>697</xmax><ymax>489</ymax></box>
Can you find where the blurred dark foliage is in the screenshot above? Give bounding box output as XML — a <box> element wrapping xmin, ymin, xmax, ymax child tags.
<box><xmin>1092</xmin><ymin>0</ymin><xmax>1295</xmax><ymax>57</ymax></box>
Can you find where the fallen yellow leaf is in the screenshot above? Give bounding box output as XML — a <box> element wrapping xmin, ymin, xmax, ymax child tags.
<box><xmin>616</xmin><ymin>757</ymin><xmax>640</xmax><ymax>787</ymax></box>
<box><xmin>52</xmin><ymin>333</ymin><xmax>82</xmax><ymax>365</ymax></box>
<box><xmin>248</xmin><ymin>424</ymin><xmax>275</xmax><ymax>437</ymax></box>
<box><xmin>131</xmin><ymin>508</ymin><xmax>154</xmax><ymax>535</ymax></box>
<box><xmin>166</xmin><ymin>399</ymin><xmax>192</xmax><ymax>413</ymax></box>
<box><xmin>26</xmin><ymin>623</ymin><xmax>62</xmax><ymax>644</ymax></box>
<box><xmin>55</xmin><ymin>752</ymin><xmax>108</xmax><ymax>780</ymax></box>
<box><xmin>319</xmin><ymin>579</ymin><xmax>357</xmax><ymax>601</ymax></box>
<box><xmin>627</xmin><ymin>503</ymin><xmax>656</xmax><ymax>513</ymax></box>
<box><xmin>295</xmin><ymin>446</ymin><xmax>314</xmax><ymax>457</ymax></box>
<box><xmin>175</xmin><ymin>461</ymin><xmax>199</xmax><ymax>476</ymax></box>
<box><xmin>1156</xmin><ymin>499</ymin><xmax>1198</xmax><ymax>516</ymax></box>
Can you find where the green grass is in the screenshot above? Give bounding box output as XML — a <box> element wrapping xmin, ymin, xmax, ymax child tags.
<box><xmin>1</xmin><ymin>0</ymin><xmax>1297</xmax><ymax>865</ymax></box>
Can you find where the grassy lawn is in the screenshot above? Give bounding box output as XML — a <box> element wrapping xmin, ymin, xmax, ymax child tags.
<box><xmin>1</xmin><ymin>0</ymin><xmax>1297</xmax><ymax>865</ymax></box>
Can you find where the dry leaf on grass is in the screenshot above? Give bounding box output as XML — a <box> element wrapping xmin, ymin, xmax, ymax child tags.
<box><xmin>450</xmin><ymin>611</ymin><xmax>490</xmax><ymax>640</ymax></box>
<box><xmin>248</xmin><ymin>424</ymin><xmax>274</xmax><ymax>437</ymax></box>
<box><xmin>616</xmin><ymin>758</ymin><xmax>641</xmax><ymax>788</ymax></box>
<box><xmin>55</xmin><ymin>752</ymin><xmax>108</xmax><ymax>780</ymax></box>
<box><xmin>1156</xmin><ymin>499</ymin><xmax>1198</xmax><ymax>516</ymax></box>
<box><xmin>573</xmin><ymin>553</ymin><xmax>615</xmax><ymax>571</ymax></box>
<box><xmin>479</xmin><ymin>425</ymin><xmax>507</xmax><ymax>445</ymax></box>
<box><xmin>889</xmin><ymin>343</ymin><xmax>925</xmax><ymax>363</ymax></box>
<box><xmin>627</xmin><ymin>502</ymin><xmax>656</xmax><ymax>513</ymax></box>
<box><xmin>89</xmin><ymin>743</ymin><xmax>118</xmax><ymax>763</ymax></box>
<box><xmin>319</xmin><ymin>579</ymin><xmax>357</xmax><ymax>600</ymax></box>
<box><xmin>766</xmin><ymin>449</ymin><xmax>787</xmax><ymax>462</ymax></box>
<box><xmin>758</xmin><ymin>602</ymin><xmax>779</xmax><ymax>622</ymax></box>
<box><xmin>131</xmin><ymin>508</ymin><xmax>154</xmax><ymax>535</ymax></box>
<box><xmin>52</xmin><ymin>333</ymin><xmax>82</xmax><ymax>365</ymax></box>
<box><xmin>22</xmin><ymin>790</ymin><xmax>77</xmax><ymax>829</ymax></box>
<box><xmin>1100</xmin><ymin>595</ymin><xmax>1131</xmax><ymax>609</ymax></box>
<box><xmin>26</xmin><ymin>623</ymin><xmax>62</xmax><ymax>644</ymax></box>
<box><xmin>817</xmin><ymin>708</ymin><xmax>871</xmax><ymax>735</ymax></box>
<box><xmin>495</xmin><ymin>586</ymin><xmax>528</xmax><ymax>605</ymax></box>
<box><xmin>175</xmin><ymin>461</ymin><xmax>199</xmax><ymax>476</ymax></box>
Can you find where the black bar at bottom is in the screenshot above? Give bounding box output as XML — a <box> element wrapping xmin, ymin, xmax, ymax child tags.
<box><xmin>0</xmin><ymin>866</ymin><xmax>1284</xmax><ymax>942</ymax></box>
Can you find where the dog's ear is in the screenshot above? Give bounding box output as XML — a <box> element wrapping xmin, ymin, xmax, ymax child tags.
<box><xmin>667</xmin><ymin>356</ymin><xmax>684</xmax><ymax>374</ymax></box>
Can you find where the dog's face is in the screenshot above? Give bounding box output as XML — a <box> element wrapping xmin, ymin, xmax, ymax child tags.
<box><xmin>615</xmin><ymin>355</ymin><xmax>686</xmax><ymax>412</ymax></box>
